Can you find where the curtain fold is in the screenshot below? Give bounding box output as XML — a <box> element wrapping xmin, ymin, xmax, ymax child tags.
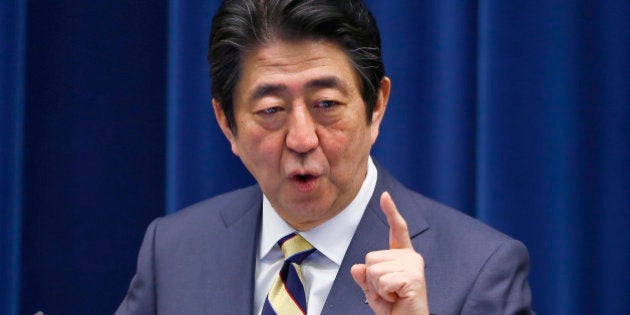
<box><xmin>17</xmin><ymin>1</ymin><xmax>168</xmax><ymax>314</ymax></box>
<box><xmin>166</xmin><ymin>0</ymin><xmax>253</xmax><ymax>214</ymax></box>
<box><xmin>0</xmin><ymin>1</ymin><xmax>26</xmax><ymax>315</ymax></box>
<box><xmin>477</xmin><ymin>1</ymin><xmax>584</xmax><ymax>312</ymax></box>
<box><xmin>476</xmin><ymin>2</ymin><xmax>629</xmax><ymax>313</ymax></box>
<box><xmin>369</xmin><ymin>0</ymin><xmax>479</xmax><ymax>216</ymax></box>
<box><xmin>2</xmin><ymin>1</ymin><xmax>628</xmax><ymax>314</ymax></box>
<box><xmin>590</xmin><ymin>3</ymin><xmax>630</xmax><ymax>313</ymax></box>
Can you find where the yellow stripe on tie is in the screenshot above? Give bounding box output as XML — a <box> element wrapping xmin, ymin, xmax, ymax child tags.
<box><xmin>261</xmin><ymin>233</ymin><xmax>315</xmax><ymax>315</ymax></box>
<box><xmin>281</xmin><ymin>235</ymin><xmax>313</xmax><ymax>259</ymax></box>
<box><xmin>268</xmin><ymin>277</ymin><xmax>305</xmax><ymax>314</ymax></box>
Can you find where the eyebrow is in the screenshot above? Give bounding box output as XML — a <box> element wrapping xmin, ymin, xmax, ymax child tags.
<box><xmin>304</xmin><ymin>76</ymin><xmax>349</xmax><ymax>94</ymax></box>
<box><xmin>250</xmin><ymin>84</ymin><xmax>288</xmax><ymax>102</ymax></box>
<box><xmin>248</xmin><ymin>76</ymin><xmax>349</xmax><ymax>102</ymax></box>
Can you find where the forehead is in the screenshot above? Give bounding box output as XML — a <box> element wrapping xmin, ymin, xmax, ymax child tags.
<box><xmin>235</xmin><ymin>40</ymin><xmax>361</xmax><ymax>99</ymax></box>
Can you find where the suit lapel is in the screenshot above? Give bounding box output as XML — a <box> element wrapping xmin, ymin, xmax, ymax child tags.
<box><xmin>321</xmin><ymin>166</ymin><xmax>430</xmax><ymax>314</ymax></box>
<box><xmin>202</xmin><ymin>187</ymin><xmax>263</xmax><ymax>315</ymax></box>
<box><xmin>321</xmin><ymin>201</ymin><xmax>388</xmax><ymax>314</ymax></box>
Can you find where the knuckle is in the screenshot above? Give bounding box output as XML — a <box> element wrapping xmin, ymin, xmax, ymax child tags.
<box><xmin>365</xmin><ymin>251</ymin><xmax>378</xmax><ymax>264</ymax></box>
<box><xmin>413</xmin><ymin>251</ymin><xmax>424</xmax><ymax>263</ymax></box>
<box><xmin>399</xmin><ymin>221</ymin><xmax>409</xmax><ymax>233</ymax></box>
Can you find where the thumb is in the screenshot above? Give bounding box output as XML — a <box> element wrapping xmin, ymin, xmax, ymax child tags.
<box><xmin>350</xmin><ymin>264</ymin><xmax>368</xmax><ymax>290</ymax></box>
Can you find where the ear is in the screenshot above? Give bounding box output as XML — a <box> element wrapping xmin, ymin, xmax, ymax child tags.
<box><xmin>212</xmin><ymin>98</ymin><xmax>240</xmax><ymax>156</ymax></box>
<box><xmin>370</xmin><ymin>76</ymin><xmax>391</xmax><ymax>144</ymax></box>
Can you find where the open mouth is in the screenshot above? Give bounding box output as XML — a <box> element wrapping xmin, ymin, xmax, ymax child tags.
<box><xmin>291</xmin><ymin>173</ymin><xmax>318</xmax><ymax>192</ymax></box>
<box><xmin>294</xmin><ymin>174</ymin><xmax>315</xmax><ymax>182</ymax></box>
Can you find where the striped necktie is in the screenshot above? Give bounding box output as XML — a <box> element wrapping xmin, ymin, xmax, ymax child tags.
<box><xmin>262</xmin><ymin>233</ymin><xmax>316</xmax><ymax>315</ymax></box>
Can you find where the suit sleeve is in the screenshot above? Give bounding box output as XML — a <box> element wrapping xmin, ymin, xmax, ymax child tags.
<box><xmin>115</xmin><ymin>218</ymin><xmax>160</xmax><ymax>315</ymax></box>
<box><xmin>461</xmin><ymin>239</ymin><xmax>534</xmax><ymax>315</ymax></box>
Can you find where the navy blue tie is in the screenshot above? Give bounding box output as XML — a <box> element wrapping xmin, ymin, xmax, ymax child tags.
<box><xmin>261</xmin><ymin>233</ymin><xmax>316</xmax><ymax>315</ymax></box>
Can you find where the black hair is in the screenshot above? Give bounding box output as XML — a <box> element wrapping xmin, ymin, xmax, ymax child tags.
<box><xmin>208</xmin><ymin>0</ymin><xmax>384</xmax><ymax>133</ymax></box>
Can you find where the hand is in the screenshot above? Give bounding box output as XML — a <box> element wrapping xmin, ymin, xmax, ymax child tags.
<box><xmin>351</xmin><ymin>192</ymin><xmax>429</xmax><ymax>315</ymax></box>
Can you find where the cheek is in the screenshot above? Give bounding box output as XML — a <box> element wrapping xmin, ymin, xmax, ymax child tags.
<box><xmin>234</xmin><ymin>119</ymin><xmax>264</xmax><ymax>147</ymax></box>
<box><xmin>318</xmin><ymin>127</ymin><xmax>347</xmax><ymax>152</ymax></box>
<box><xmin>237</xmin><ymin>128</ymin><xmax>283</xmax><ymax>164</ymax></box>
<box><xmin>320</xmin><ymin>125</ymin><xmax>367</xmax><ymax>163</ymax></box>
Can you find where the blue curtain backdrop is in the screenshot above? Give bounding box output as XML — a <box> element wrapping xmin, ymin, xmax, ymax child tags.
<box><xmin>1</xmin><ymin>1</ymin><xmax>26</xmax><ymax>315</ymax></box>
<box><xmin>1</xmin><ymin>1</ymin><xmax>628</xmax><ymax>314</ymax></box>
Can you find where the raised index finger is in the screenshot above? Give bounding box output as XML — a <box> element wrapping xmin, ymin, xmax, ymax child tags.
<box><xmin>380</xmin><ymin>191</ymin><xmax>414</xmax><ymax>249</ymax></box>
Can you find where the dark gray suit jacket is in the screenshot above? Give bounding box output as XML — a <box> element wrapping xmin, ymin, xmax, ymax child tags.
<box><xmin>116</xmin><ymin>167</ymin><xmax>532</xmax><ymax>314</ymax></box>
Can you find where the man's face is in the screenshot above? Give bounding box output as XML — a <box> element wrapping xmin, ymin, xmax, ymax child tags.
<box><xmin>213</xmin><ymin>39</ymin><xmax>390</xmax><ymax>231</ymax></box>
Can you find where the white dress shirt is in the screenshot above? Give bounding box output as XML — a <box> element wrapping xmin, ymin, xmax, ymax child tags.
<box><xmin>254</xmin><ymin>157</ymin><xmax>378</xmax><ymax>315</ymax></box>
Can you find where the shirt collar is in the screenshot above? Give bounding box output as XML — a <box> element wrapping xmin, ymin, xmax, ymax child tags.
<box><xmin>259</xmin><ymin>157</ymin><xmax>378</xmax><ymax>265</ymax></box>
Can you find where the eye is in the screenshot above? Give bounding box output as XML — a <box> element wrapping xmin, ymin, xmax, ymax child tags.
<box><xmin>257</xmin><ymin>106</ymin><xmax>283</xmax><ymax>115</ymax></box>
<box><xmin>315</xmin><ymin>100</ymin><xmax>337</xmax><ymax>109</ymax></box>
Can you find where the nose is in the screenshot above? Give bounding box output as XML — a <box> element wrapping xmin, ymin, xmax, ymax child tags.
<box><xmin>285</xmin><ymin>105</ymin><xmax>319</xmax><ymax>153</ymax></box>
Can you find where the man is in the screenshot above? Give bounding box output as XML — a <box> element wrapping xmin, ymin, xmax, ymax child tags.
<box><xmin>116</xmin><ymin>0</ymin><xmax>532</xmax><ymax>314</ymax></box>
